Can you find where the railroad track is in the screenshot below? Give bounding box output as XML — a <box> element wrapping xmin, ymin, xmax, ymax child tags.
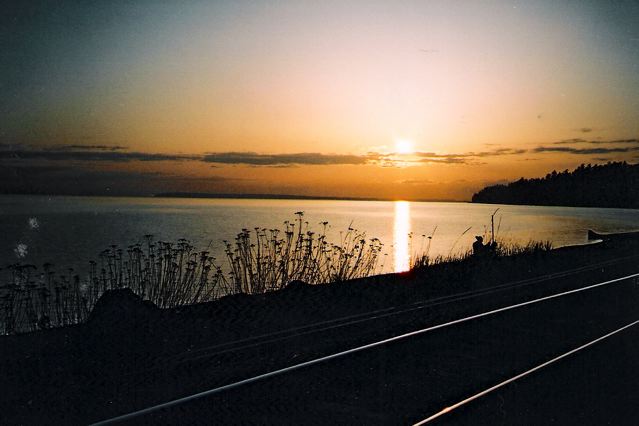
<box><xmin>123</xmin><ymin>254</ymin><xmax>639</xmax><ymax>378</ymax></box>
<box><xmin>92</xmin><ymin>267</ymin><xmax>639</xmax><ymax>425</ymax></box>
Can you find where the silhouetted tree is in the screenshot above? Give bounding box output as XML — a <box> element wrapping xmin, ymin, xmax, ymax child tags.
<box><xmin>471</xmin><ymin>162</ymin><xmax>639</xmax><ymax>208</ymax></box>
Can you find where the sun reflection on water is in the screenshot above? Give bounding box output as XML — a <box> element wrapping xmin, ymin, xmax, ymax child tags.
<box><xmin>393</xmin><ymin>200</ymin><xmax>411</xmax><ymax>272</ymax></box>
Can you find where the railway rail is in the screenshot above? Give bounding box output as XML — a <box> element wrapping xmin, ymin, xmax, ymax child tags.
<box><xmin>92</xmin><ymin>269</ymin><xmax>639</xmax><ymax>425</ymax></box>
<box><xmin>124</xmin><ymin>253</ymin><xmax>639</xmax><ymax>378</ymax></box>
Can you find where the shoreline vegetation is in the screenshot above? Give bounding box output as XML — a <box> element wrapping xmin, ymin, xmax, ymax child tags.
<box><xmin>1</xmin><ymin>212</ymin><xmax>549</xmax><ymax>336</ymax></box>
<box><xmin>472</xmin><ymin>161</ymin><xmax>639</xmax><ymax>208</ymax></box>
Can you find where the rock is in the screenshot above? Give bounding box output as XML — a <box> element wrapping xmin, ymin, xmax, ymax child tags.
<box><xmin>286</xmin><ymin>280</ymin><xmax>310</xmax><ymax>291</ymax></box>
<box><xmin>88</xmin><ymin>288</ymin><xmax>158</xmax><ymax>329</ymax></box>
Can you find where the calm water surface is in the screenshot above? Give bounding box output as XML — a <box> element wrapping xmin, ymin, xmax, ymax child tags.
<box><xmin>1</xmin><ymin>195</ymin><xmax>638</xmax><ymax>276</ymax></box>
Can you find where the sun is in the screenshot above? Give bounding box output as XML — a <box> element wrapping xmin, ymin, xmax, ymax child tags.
<box><xmin>395</xmin><ymin>139</ymin><xmax>414</xmax><ymax>155</ymax></box>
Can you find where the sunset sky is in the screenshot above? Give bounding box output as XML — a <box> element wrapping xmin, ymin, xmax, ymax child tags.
<box><xmin>2</xmin><ymin>0</ymin><xmax>638</xmax><ymax>199</ymax></box>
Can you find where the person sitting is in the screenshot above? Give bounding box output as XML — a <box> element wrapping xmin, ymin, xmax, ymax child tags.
<box><xmin>473</xmin><ymin>236</ymin><xmax>486</xmax><ymax>256</ymax></box>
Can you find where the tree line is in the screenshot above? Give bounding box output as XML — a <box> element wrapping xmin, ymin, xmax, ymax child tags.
<box><xmin>471</xmin><ymin>162</ymin><xmax>639</xmax><ymax>208</ymax></box>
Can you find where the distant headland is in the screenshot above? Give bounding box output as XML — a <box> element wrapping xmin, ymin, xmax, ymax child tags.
<box><xmin>472</xmin><ymin>162</ymin><xmax>639</xmax><ymax>209</ymax></box>
<box><xmin>154</xmin><ymin>192</ymin><xmax>384</xmax><ymax>201</ymax></box>
<box><xmin>0</xmin><ymin>190</ymin><xmax>461</xmax><ymax>203</ymax></box>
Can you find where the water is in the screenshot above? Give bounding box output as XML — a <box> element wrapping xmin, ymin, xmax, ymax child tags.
<box><xmin>1</xmin><ymin>194</ymin><xmax>638</xmax><ymax>276</ymax></box>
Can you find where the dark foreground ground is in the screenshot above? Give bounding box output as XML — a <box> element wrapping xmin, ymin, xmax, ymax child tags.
<box><xmin>2</xmin><ymin>230</ymin><xmax>639</xmax><ymax>425</ymax></box>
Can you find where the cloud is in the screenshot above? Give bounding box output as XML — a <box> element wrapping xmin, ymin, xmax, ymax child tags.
<box><xmin>418</xmin><ymin>156</ymin><xmax>472</xmax><ymax>164</ymax></box>
<box><xmin>553</xmin><ymin>138</ymin><xmax>588</xmax><ymax>145</ymax></box>
<box><xmin>397</xmin><ymin>179</ymin><xmax>434</xmax><ymax>185</ymax></box>
<box><xmin>44</xmin><ymin>144</ymin><xmax>129</xmax><ymax>151</ymax></box>
<box><xmin>0</xmin><ymin>144</ymin><xmax>530</xmax><ymax>170</ymax></box>
<box><xmin>414</xmin><ymin>148</ymin><xmax>526</xmax><ymax>159</ymax></box>
<box><xmin>540</xmin><ymin>138</ymin><xmax>639</xmax><ymax>160</ymax></box>
<box><xmin>0</xmin><ymin>149</ymin><xmax>199</xmax><ymax>162</ymax></box>
<box><xmin>201</xmin><ymin>152</ymin><xmax>372</xmax><ymax>166</ymax></box>
<box><xmin>472</xmin><ymin>148</ymin><xmax>527</xmax><ymax>157</ymax></box>
<box><xmin>552</xmin><ymin>138</ymin><xmax>639</xmax><ymax>146</ymax></box>
<box><xmin>0</xmin><ymin>165</ymin><xmax>238</xmax><ymax>196</ymax></box>
<box><xmin>577</xmin><ymin>128</ymin><xmax>593</xmax><ymax>133</ymax></box>
<box><xmin>410</xmin><ymin>147</ymin><xmax>527</xmax><ymax>164</ymax></box>
<box><xmin>533</xmin><ymin>146</ymin><xmax>639</xmax><ymax>155</ymax></box>
<box><xmin>248</xmin><ymin>164</ymin><xmax>299</xmax><ymax>168</ymax></box>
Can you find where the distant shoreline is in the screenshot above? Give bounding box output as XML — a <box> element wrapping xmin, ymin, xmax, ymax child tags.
<box><xmin>154</xmin><ymin>192</ymin><xmax>465</xmax><ymax>203</ymax></box>
<box><xmin>153</xmin><ymin>192</ymin><xmax>384</xmax><ymax>201</ymax></box>
<box><xmin>0</xmin><ymin>192</ymin><xmax>465</xmax><ymax>203</ymax></box>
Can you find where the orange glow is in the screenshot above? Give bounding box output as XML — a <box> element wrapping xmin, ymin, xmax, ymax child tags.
<box><xmin>4</xmin><ymin>2</ymin><xmax>636</xmax><ymax>199</ymax></box>
<box><xmin>395</xmin><ymin>139</ymin><xmax>414</xmax><ymax>154</ymax></box>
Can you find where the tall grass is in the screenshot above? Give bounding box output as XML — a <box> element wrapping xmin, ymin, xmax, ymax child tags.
<box><xmin>410</xmin><ymin>239</ymin><xmax>553</xmax><ymax>271</ymax></box>
<box><xmin>1</xmin><ymin>213</ymin><xmax>384</xmax><ymax>335</ymax></box>
<box><xmin>224</xmin><ymin>212</ymin><xmax>384</xmax><ymax>294</ymax></box>
<box><xmin>0</xmin><ymin>239</ymin><xmax>230</xmax><ymax>334</ymax></box>
<box><xmin>410</xmin><ymin>212</ymin><xmax>552</xmax><ymax>270</ymax></box>
<box><xmin>85</xmin><ymin>237</ymin><xmax>230</xmax><ymax>308</ymax></box>
<box><xmin>1</xmin><ymin>212</ymin><xmax>554</xmax><ymax>335</ymax></box>
<box><xmin>0</xmin><ymin>263</ymin><xmax>86</xmax><ymax>334</ymax></box>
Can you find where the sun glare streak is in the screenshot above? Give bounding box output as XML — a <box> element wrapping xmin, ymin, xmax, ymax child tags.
<box><xmin>393</xmin><ymin>200</ymin><xmax>411</xmax><ymax>272</ymax></box>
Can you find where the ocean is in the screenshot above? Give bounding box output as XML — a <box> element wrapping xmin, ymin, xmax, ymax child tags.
<box><xmin>1</xmin><ymin>194</ymin><xmax>638</xmax><ymax>276</ymax></box>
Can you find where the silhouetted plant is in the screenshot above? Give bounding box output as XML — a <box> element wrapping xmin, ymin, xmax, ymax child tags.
<box><xmin>85</xmin><ymin>237</ymin><xmax>229</xmax><ymax>308</ymax></box>
<box><xmin>1</xmin><ymin>213</ymin><xmax>385</xmax><ymax>334</ymax></box>
<box><xmin>410</xmin><ymin>215</ymin><xmax>552</xmax><ymax>270</ymax></box>
<box><xmin>224</xmin><ymin>212</ymin><xmax>384</xmax><ymax>293</ymax></box>
<box><xmin>1</xmin><ymin>212</ymin><xmax>553</xmax><ymax>335</ymax></box>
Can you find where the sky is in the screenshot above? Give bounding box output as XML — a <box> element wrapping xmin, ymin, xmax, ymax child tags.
<box><xmin>1</xmin><ymin>0</ymin><xmax>638</xmax><ymax>199</ymax></box>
